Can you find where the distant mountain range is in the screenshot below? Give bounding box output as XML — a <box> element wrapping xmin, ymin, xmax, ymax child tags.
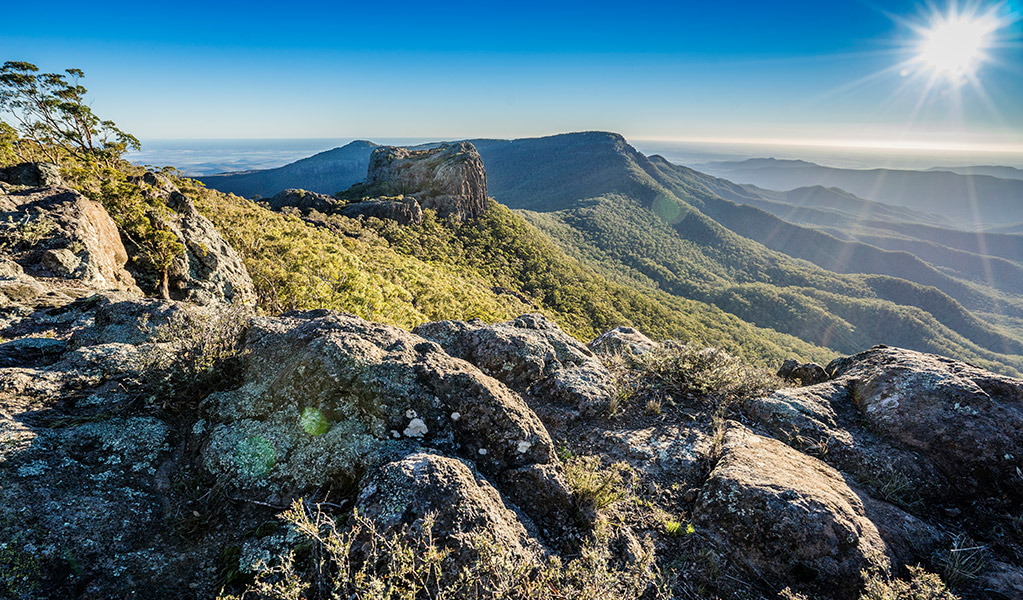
<box><xmin>199</xmin><ymin>140</ymin><xmax>378</xmax><ymax>197</ymax></box>
<box><xmin>694</xmin><ymin>157</ymin><xmax>1023</xmax><ymax>227</ymax></box>
<box><xmin>928</xmin><ymin>165</ymin><xmax>1023</xmax><ymax>180</ymax></box>
<box><xmin>196</xmin><ymin>133</ymin><xmax>1023</xmax><ymax>375</ymax></box>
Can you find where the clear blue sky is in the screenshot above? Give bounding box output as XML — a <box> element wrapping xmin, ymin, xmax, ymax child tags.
<box><xmin>3</xmin><ymin>0</ymin><xmax>1021</xmax><ymax>151</ymax></box>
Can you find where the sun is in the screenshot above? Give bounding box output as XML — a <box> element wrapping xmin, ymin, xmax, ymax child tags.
<box><xmin>914</xmin><ymin>9</ymin><xmax>999</xmax><ymax>83</ymax></box>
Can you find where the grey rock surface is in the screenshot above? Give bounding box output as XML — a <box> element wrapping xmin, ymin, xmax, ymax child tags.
<box><xmin>199</xmin><ymin>310</ymin><xmax>573</xmax><ymax>531</ymax></box>
<box><xmin>338</xmin><ymin>196</ymin><xmax>424</xmax><ymax>225</ymax></box>
<box><xmin>360</xmin><ymin>142</ymin><xmax>488</xmax><ymax>220</ymax></box>
<box><xmin>588</xmin><ymin>326</ymin><xmax>657</xmax><ymax>356</ymax></box>
<box><xmin>415</xmin><ymin>313</ymin><xmax>617</xmax><ymax>419</ymax></box>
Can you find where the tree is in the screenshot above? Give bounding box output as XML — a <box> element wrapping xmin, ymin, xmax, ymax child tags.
<box><xmin>0</xmin><ymin>61</ymin><xmax>139</xmax><ymax>163</ymax></box>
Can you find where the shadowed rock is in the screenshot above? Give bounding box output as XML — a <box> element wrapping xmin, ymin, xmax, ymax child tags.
<box><xmin>777</xmin><ymin>358</ymin><xmax>829</xmax><ymax>386</ymax></box>
<box><xmin>695</xmin><ymin>422</ymin><xmax>938</xmax><ymax>600</ymax></box>
<box><xmin>339</xmin><ymin>196</ymin><xmax>423</xmax><ymax>225</ymax></box>
<box><xmin>266</xmin><ymin>188</ymin><xmax>337</xmax><ymax>213</ymax></box>
<box><xmin>357</xmin><ymin>452</ymin><xmax>545</xmax><ymax>571</ymax></box>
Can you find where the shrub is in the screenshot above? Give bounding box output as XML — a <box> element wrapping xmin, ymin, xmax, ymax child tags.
<box><xmin>231</xmin><ymin>502</ymin><xmax>657</xmax><ymax>600</ymax></box>
<box><xmin>859</xmin><ymin>565</ymin><xmax>959</xmax><ymax>600</ymax></box>
<box><xmin>564</xmin><ymin>455</ymin><xmax>635</xmax><ymax>512</ymax></box>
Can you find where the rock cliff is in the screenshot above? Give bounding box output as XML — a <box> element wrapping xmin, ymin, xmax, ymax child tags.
<box><xmin>353</xmin><ymin>142</ymin><xmax>489</xmax><ymax>221</ymax></box>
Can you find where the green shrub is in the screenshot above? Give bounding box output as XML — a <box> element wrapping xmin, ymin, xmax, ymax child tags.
<box><xmin>859</xmin><ymin>565</ymin><xmax>959</xmax><ymax>600</ymax></box>
<box><xmin>232</xmin><ymin>502</ymin><xmax>656</xmax><ymax>600</ymax></box>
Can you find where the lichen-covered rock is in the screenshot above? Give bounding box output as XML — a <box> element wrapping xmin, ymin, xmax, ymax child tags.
<box><xmin>126</xmin><ymin>173</ymin><xmax>254</xmax><ymax>305</ymax></box>
<box><xmin>777</xmin><ymin>358</ymin><xmax>828</xmax><ymax>386</ymax></box>
<box><xmin>339</xmin><ymin>196</ymin><xmax>424</xmax><ymax>225</ymax></box>
<box><xmin>747</xmin><ymin>381</ymin><xmax>951</xmax><ymax>504</ymax></box>
<box><xmin>587</xmin><ymin>326</ymin><xmax>657</xmax><ymax>356</ymax></box>
<box><xmin>0</xmin><ymin>413</ymin><xmax>192</xmax><ymax>598</ymax></box>
<box><xmin>0</xmin><ymin>186</ymin><xmax>139</xmax><ymax>293</ymax></box>
<box><xmin>199</xmin><ymin>310</ymin><xmax>572</xmax><ymax>530</ymax></box>
<box><xmin>695</xmin><ymin>423</ymin><xmax>901</xmax><ymax>599</ymax></box>
<box><xmin>359</xmin><ymin>142</ymin><xmax>488</xmax><ymax>220</ymax></box>
<box><xmin>0</xmin><ymin>257</ymin><xmax>44</xmax><ymax>307</ymax></box>
<box><xmin>414</xmin><ymin>313</ymin><xmax>617</xmax><ymax>419</ymax></box>
<box><xmin>357</xmin><ymin>453</ymin><xmax>544</xmax><ymax>568</ymax></box>
<box><xmin>826</xmin><ymin>346</ymin><xmax>1023</xmax><ymax>501</ymax></box>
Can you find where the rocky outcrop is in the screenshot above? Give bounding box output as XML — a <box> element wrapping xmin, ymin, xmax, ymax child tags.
<box><xmin>360</xmin><ymin>142</ymin><xmax>488</xmax><ymax>220</ymax></box>
<box><xmin>751</xmin><ymin>345</ymin><xmax>1023</xmax><ymax>504</ymax></box>
<box><xmin>777</xmin><ymin>358</ymin><xmax>829</xmax><ymax>386</ymax></box>
<box><xmin>414</xmin><ymin>314</ymin><xmax>617</xmax><ymax>421</ymax></box>
<box><xmin>266</xmin><ymin>188</ymin><xmax>337</xmax><ymax>213</ymax></box>
<box><xmin>199</xmin><ymin>310</ymin><xmax>573</xmax><ymax>532</ymax></box>
<box><xmin>357</xmin><ymin>453</ymin><xmax>544</xmax><ymax>567</ymax></box>
<box><xmin>0</xmin><ymin>161</ymin><xmax>63</xmax><ymax>187</ymax></box>
<box><xmin>127</xmin><ymin>172</ymin><xmax>254</xmax><ymax>305</ymax></box>
<box><xmin>0</xmin><ymin>185</ymin><xmax>139</xmax><ymax>294</ymax></box>
<box><xmin>588</xmin><ymin>326</ymin><xmax>657</xmax><ymax>356</ymax></box>
<box><xmin>339</xmin><ymin>196</ymin><xmax>424</xmax><ymax>225</ymax></box>
<box><xmin>695</xmin><ymin>423</ymin><xmax>939</xmax><ymax>600</ymax></box>
<box><xmin>3</xmin><ymin>172</ymin><xmax>1020</xmax><ymax>600</ymax></box>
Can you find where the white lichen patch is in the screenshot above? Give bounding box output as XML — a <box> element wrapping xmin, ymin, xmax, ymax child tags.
<box><xmin>403</xmin><ymin>418</ymin><xmax>428</xmax><ymax>438</ymax></box>
<box><xmin>450</xmin><ymin>411</ymin><xmax>461</xmax><ymax>421</ymax></box>
<box><xmin>478</xmin><ymin>448</ymin><xmax>488</xmax><ymax>455</ymax></box>
<box><xmin>516</xmin><ymin>440</ymin><xmax>532</xmax><ymax>453</ymax></box>
<box><xmin>405</xmin><ymin>409</ymin><xmax>417</xmax><ymax>419</ymax></box>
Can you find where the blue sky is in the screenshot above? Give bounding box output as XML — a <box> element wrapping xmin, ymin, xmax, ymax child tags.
<box><xmin>2</xmin><ymin>0</ymin><xmax>1021</xmax><ymax>151</ymax></box>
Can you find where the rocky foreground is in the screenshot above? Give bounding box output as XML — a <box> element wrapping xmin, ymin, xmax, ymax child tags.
<box><xmin>1</xmin><ymin>160</ymin><xmax>1022</xmax><ymax>600</ymax></box>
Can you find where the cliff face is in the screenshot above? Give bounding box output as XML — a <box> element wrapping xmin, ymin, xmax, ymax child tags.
<box><xmin>364</xmin><ymin>142</ymin><xmax>488</xmax><ymax>220</ymax></box>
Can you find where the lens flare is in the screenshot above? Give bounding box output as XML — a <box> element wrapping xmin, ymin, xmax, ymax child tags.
<box><xmin>917</xmin><ymin>12</ymin><xmax>997</xmax><ymax>82</ymax></box>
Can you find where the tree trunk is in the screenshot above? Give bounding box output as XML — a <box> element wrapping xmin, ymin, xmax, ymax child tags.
<box><xmin>159</xmin><ymin>268</ymin><xmax>170</xmax><ymax>300</ymax></box>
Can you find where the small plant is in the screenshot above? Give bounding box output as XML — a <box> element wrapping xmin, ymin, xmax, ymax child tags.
<box><xmin>932</xmin><ymin>534</ymin><xmax>987</xmax><ymax>589</ymax></box>
<box><xmin>662</xmin><ymin>519</ymin><xmax>694</xmax><ymax>537</ymax></box>
<box><xmin>564</xmin><ymin>455</ymin><xmax>634</xmax><ymax>512</ymax></box>
<box><xmin>859</xmin><ymin>565</ymin><xmax>959</xmax><ymax>600</ymax></box>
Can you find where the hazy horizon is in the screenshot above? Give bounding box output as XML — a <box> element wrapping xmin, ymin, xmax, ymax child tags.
<box><xmin>126</xmin><ymin>135</ymin><xmax>1023</xmax><ymax>177</ymax></box>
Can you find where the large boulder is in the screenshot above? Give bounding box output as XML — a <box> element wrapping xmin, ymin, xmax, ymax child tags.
<box><xmin>828</xmin><ymin>346</ymin><xmax>1023</xmax><ymax>500</ymax></box>
<box><xmin>0</xmin><ymin>186</ymin><xmax>139</xmax><ymax>294</ymax></box>
<box><xmin>588</xmin><ymin>326</ymin><xmax>657</xmax><ymax>356</ymax></box>
<box><xmin>199</xmin><ymin>310</ymin><xmax>573</xmax><ymax>532</ymax></box>
<box><xmin>339</xmin><ymin>196</ymin><xmax>424</xmax><ymax>225</ymax></box>
<box><xmin>695</xmin><ymin>423</ymin><xmax>937</xmax><ymax>599</ymax></box>
<box><xmin>414</xmin><ymin>314</ymin><xmax>617</xmax><ymax>420</ymax></box>
<box><xmin>266</xmin><ymin>188</ymin><xmax>337</xmax><ymax>213</ymax></box>
<box><xmin>0</xmin><ymin>162</ymin><xmax>63</xmax><ymax>187</ymax></box>
<box><xmin>751</xmin><ymin>346</ymin><xmax>1023</xmax><ymax>504</ymax></box>
<box><xmin>127</xmin><ymin>172</ymin><xmax>254</xmax><ymax>305</ymax></box>
<box><xmin>357</xmin><ymin>453</ymin><xmax>544</xmax><ymax>568</ymax></box>
<box><xmin>358</xmin><ymin>142</ymin><xmax>488</xmax><ymax>220</ymax></box>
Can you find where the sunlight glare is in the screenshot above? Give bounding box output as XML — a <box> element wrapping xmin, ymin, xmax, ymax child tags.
<box><xmin>916</xmin><ymin>11</ymin><xmax>997</xmax><ymax>83</ymax></box>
